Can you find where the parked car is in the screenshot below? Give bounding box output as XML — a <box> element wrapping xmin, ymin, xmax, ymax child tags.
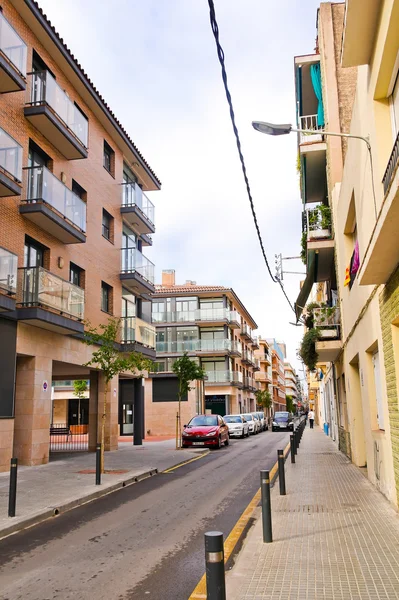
<box><xmin>271</xmin><ymin>412</ymin><xmax>294</xmax><ymax>432</ymax></box>
<box><xmin>223</xmin><ymin>415</ymin><xmax>249</xmax><ymax>438</ymax></box>
<box><xmin>252</xmin><ymin>413</ymin><xmax>262</xmax><ymax>434</ymax></box>
<box><xmin>182</xmin><ymin>415</ymin><xmax>229</xmax><ymax>449</ymax></box>
<box><xmin>243</xmin><ymin>413</ymin><xmax>258</xmax><ymax>434</ymax></box>
<box><xmin>256</xmin><ymin>411</ymin><xmax>267</xmax><ymax>431</ymax></box>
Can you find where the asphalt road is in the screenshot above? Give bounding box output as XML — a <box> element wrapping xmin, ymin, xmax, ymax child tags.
<box><xmin>0</xmin><ymin>430</ymin><xmax>290</xmax><ymax>600</ymax></box>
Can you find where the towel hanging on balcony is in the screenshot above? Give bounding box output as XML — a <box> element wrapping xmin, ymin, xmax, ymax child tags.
<box><xmin>310</xmin><ymin>63</ymin><xmax>325</xmax><ymax>128</ymax></box>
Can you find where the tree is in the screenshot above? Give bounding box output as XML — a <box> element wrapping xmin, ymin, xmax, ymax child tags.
<box><xmin>255</xmin><ymin>389</ymin><xmax>272</xmax><ymax>412</ymax></box>
<box><xmin>73</xmin><ymin>380</ymin><xmax>88</xmax><ymax>426</ymax></box>
<box><xmin>172</xmin><ymin>353</ymin><xmax>206</xmax><ymax>449</ymax></box>
<box><xmin>84</xmin><ymin>318</ymin><xmax>153</xmax><ymax>472</ymax></box>
<box><xmin>286</xmin><ymin>395</ymin><xmax>294</xmax><ymax>414</ymax></box>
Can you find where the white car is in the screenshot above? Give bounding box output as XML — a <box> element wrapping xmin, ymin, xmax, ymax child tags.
<box><xmin>223</xmin><ymin>415</ymin><xmax>249</xmax><ymax>438</ymax></box>
<box><xmin>243</xmin><ymin>413</ymin><xmax>258</xmax><ymax>434</ymax></box>
<box><xmin>256</xmin><ymin>412</ymin><xmax>267</xmax><ymax>431</ymax></box>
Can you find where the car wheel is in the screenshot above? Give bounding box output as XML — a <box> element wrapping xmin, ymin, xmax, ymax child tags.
<box><xmin>217</xmin><ymin>436</ymin><xmax>222</xmax><ymax>449</ymax></box>
<box><xmin>247</xmin><ymin>430</ymin><xmax>250</xmax><ymax>437</ymax></box>
<box><xmin>224</xmin><ymin>436</ymin><xmax>229</xmax><ymax>446</ymax></box>
<box><xmin>241</xmin><ymin>430</ymin><xmax>245</xmax><ymax>439</ymax></box>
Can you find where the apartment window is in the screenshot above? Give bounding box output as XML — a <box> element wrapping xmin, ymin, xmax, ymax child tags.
<box><xmin>72</xmin><ymin>179</ymin><xmax>86</xmax><ymax>200</ymax></box>
<box><xmin>70</xmin><ymin>262</ymin><xmax>84</xmax><ymax>287</ymax></box>
<box><xmin>390</xmin><ymin>70</ymin><xmax>399</xmax><ymax>136</ymax></box>
<box><xmin>200</xmin><ymin>327</ymin><xmax>224</xmax><ymax>340</ymax></box>
<box><xmin>201</xmin><ymin>358</ymin><xmax>225</xmax><ymax>372</ymax></box>
<box><xmin>101</xmin><ymin>281</ymin><xmax>112</xmax><ymax>314</ymax></box>
<box><xmin>200</xmin><ymin>298</ymin><xmax>223</xmax><ymax>310</ymax></box>
<box><xmin>103</xmin><ymin>141</ymin><xmax>114</xmax><ymax>176</ymax></box>
<box><xmin>24</xmin><ymin>236</ymin><xmax>45</xmax><ymax>268</ymax></box>
<box><xmin>102</xmin><ymin>209</ymin><xmax>113</xmax><ymax>242</ymax></box>
<box><xmin>176</xmin><ymin>297</ymin><xmax>198</xmax><ymax>312</ymax></box>
<box><xmin>122</xmin><ymin>287</ymin><xmax>135</xmax><ymax>318</ymax></box>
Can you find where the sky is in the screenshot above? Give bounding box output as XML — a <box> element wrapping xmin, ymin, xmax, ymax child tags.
<box><xmin>38</xmin><ymin>0</ymin><xmax>327</xmax><ymax>375</ymax></box>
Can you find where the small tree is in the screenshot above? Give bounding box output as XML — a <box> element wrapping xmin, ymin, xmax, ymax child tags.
<box><xmin>84</xmin><ymin>318</ymin><xmax>153</xmax><ymax>472</ymax></box>
<box><xmin>172</xmin><ymin>353</ymin><xmax>205</xmax><ymax>449</ymax></box>
<box><xmin>73</xmin><ymin>380</ymin><xmax>88</xmax><ymax>426</ymax></box>
<box><xmin>255</xmin><ymin>389</ymin><xmax>272</xmax><ymax>413</ymax></box>
<box><xmin>286</xmin><ymin>395</ymin><xmax>294</xmax><ymax>414</ymax></box>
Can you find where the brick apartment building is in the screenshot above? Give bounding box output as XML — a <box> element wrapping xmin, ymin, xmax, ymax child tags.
<box><xmin>0</xmin><ymin>0</ymin><xmax>159</xmax><ymax>470</ymax></box>
<box><xmin>268</xmin><ymin>339</ymin><xmax>286</xmax><ymax>413</ymax></box>
<box><xmin>145</xmin><ymin>271</ymin><xmax>260</xmax><ymax>436</ymax></box>
<box><xmin>254</xmin><ymin>338</ymin><xmax>273</xmax><ymax>420</ymax></box>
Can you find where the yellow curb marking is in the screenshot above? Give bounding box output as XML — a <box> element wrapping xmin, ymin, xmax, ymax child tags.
<box><xmin>188</xmin><ymin>440</ymin><xmax>290</xmax><ymax>600</ymax></box>
<box><xmin>162</xmin><ymin>452</ymin><xmax>209</xmax><ymax>473</ymax></box>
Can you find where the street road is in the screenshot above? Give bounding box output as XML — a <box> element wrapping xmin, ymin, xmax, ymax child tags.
<box><xmin>0</xmin><ymin>430</ymin><xmax>289</xmax><ymax>600</ymax></box>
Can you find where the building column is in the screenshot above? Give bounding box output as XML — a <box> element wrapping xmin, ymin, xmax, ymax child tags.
<box><xmin>98</xmin><ymin>373</ymin><xmax>119</xmax><ymax>451</ymax></box>
<box><xmin>88</xmin><ymin>370</ymin><xmax>99</xmax><ymax>451</ymax></box>
<box><xmin>13</xmin><ymin>356</ymin><xmax>52</xmax><ymax>466</ymax></box>
<box><xmin>0</xmin><ymin>419</ymin><xmax>14</xmax><ymax>472</ymax></box>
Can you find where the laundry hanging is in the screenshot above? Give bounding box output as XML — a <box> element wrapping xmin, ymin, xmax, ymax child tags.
<box><xmin>310</xmin><ymin>63</ymin><xmax>325</xmax><ymax>128</ymax></box>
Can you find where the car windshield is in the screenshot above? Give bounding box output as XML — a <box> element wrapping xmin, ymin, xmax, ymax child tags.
<box><xmin>274</xmin><ymin>412</ymin><xmax>289</xmax><ymax>421</ymax></box>
<box><xmin>188</xmin><ymin>416</ymin><xmax>218</xmax><ymax>427</ymax></box>
<box><xmin>224</xmin><ymin>416</ymin><xmax>241</xmax><ymax>423</ymax></box>
<box><xmin>244</xmin><ymin>414</ymin><xmax>253</xmax><ymax>421</ymax></box>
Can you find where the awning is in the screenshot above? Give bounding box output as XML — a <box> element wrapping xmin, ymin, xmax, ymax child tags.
<box><xmin>295</xmin><ymin>250</ymin><xmax>316</xmax><ymax>321</ymax></box>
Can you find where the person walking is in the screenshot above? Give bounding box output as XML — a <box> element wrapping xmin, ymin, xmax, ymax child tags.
<box><xmin>308</xmin><ymin>410</ymin><xmax>315</xmax><ymax>429</ymax></box>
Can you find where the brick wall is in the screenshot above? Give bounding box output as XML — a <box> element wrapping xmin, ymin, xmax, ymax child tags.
<box><xmin>379</xmin><ymin>266</ymin><xmax>399</xmax><ymax>502</ymax></box>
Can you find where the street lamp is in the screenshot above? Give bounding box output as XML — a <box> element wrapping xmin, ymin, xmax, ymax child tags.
<box><xmin>252</xmin><ymin>120</ymin><xmax>377</xmax><ymax>219</ymax></box>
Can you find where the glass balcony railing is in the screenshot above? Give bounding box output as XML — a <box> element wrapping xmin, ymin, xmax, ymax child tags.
<box><xmin>121</xmin><ymin>183</ymin><xmax>155</xmax><ymax>225</ymax></box>
<box><xmin>18</xmin><ymin>266</ymin><xmax>84</xmax><ymax>319</ymax></box>
<box><xmin>204</xmin><ymin>370</ymin><xmax>243</xmax><ymax>384</ymax></box>
<box><xmin>0</xmin><ymin>246</ymin><xmax>17</xmax><ymax>294</ymax></box>
<box><xmin>121</xmin><ymin>316</ymin><xmax>156</xmax><ymax>348</ymax></box>
<box><xmin>0</xmin><ymin>126</ymin><xmax>22</xmax><ymax>181</ymax></box>
<box><xmin>152</xmin><ymin>308</ymin><xmax>243</xmax><ymax>325</ymax></box>
<box><xmin>156</xmin><ymin>338</ymin><xmax>242</xmax><ymax>354</ymax></box>
<box><xmin>121</xmin><ymin>248</ymin><xmax>155</xmax><ymax>284</ymax></box>
<box><xmin>24</xmin><ymin>166</ymin><xmax>86</xmax><ymax>231</ymax></box>
<box><xmin>0</xmin><ymin>12</ymin><xmax>27</xmax><ymax>76</ymax></box>
<box><xmin>241</xmin><ymin>323</ymin><xmax>252</xmax><ymax>338</ymax></box>
<box><xmin>28</xmin><ymin>70</ymin><xmax>88</xmax><ymax>147</ymax></box>
<box><xmin>152</xmin><ymin>310</ymin><xmax>195</xmax><ymax>323</ymax></box>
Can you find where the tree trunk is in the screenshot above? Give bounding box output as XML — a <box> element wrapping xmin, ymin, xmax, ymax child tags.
<box><xmin>178</xmin><ymin>380</ymin><xmax>182</xmax><ymax>449</ymax></box>
<box><xmin>101</xmin><ymin>387</ymin><xmax>107</xmax><ymax>473</ymax></box>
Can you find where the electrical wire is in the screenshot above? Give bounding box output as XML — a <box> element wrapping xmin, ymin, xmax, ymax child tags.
<box><xmin>207</xmin><ymin>0</ymin><xmax>296</xmax><ymax>314</ymax></box>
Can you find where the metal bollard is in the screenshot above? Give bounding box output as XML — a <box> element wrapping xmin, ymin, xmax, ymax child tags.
<box><xmin>290</xmin><ymin>434</ymin><xmax>296</xmax><ymax>464</ymax></box>
<box><xmin>205</xmin><ymin>531</ymin><xmax>226</xmax><ymax>600</ymax></box>
<box><xmin>8</xmin><ymin>458</ymin><xmax>18</xmax><ymax>517</ymax></box>
<box><xmin>294</xmin><ymin>428</ymin><xmax>298</xmax><ymax>454</ymax></box>
<box><xmin>260</xmin><ymin>470</ymin><xmax>272</xmax><ymax>543</ymax></box>
<box><xmin>95</xmin><ymin>444</ymin><xmax>101</xmax><ymax>485</ymax></box>
<box><xmin>277</xmin><ymin>449</ymin><xmax>286</xmax><ymax>496</ymax></box>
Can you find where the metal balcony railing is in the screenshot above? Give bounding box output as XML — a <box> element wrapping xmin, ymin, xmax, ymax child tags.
<box><xmin>18</xmin><ymin>266</ymin><xmax>84</xmax><ymax>319</ymax></box>
<box><xmin>0</xmin><ymin>12</ymin><xmax>27</xmax><ymax>76</ymax></box>
<box><xmin>299</xmin><ymin>115</ymin><xmax>323</xmax><ymax>144</ymax></box>
<box><xmin>24</xmin><ymin>166</ymin><xmax>86</xmax><ymax>231</ymax></box>
<box><xmin>313</xmin><ymin>307</ymin><xmax>341</xmax><ymax>339</ymax></box>
<box><xmin>0</xmin><ymin>246</ymin><xmax>17</xmax><ymax>294</ymax></box>
<box><xmin>121</xmin><ymin>248</ymin><xmax>155</xmax><ymax>284</ymax></box>
<box><xmin>27</xmin><ymin>70</ymin><xmax>88</xmax><ymax>147</ymax></box>
<box><xmin>382</xmin><ymin>130</ymin><xmax>399</xmax><ymax>195</ymax></box>
<box><xmin>121</xmin><ymin>182</ymin><xmax>155</xmax><ymax>225</ymax></box>
<box><xmin>305</xmin><ymin>206</ymin><xmax>332</xmax><ymax>241</ymax></box>
<box><xmin>0</xmin><ymin>126</ymin><xmax>22</xmax><ymax>181</ymax></box>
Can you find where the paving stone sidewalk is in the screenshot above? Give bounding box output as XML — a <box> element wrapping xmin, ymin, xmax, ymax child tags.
<box><xmin>226</xmin><ymin>427</ymin><xmax>399</xmax><ymax>600</ymax></box>
<box><xmin>0</xmin><ymin>439</ymin><xmax>205</xmax><ymax>538</ymax></box>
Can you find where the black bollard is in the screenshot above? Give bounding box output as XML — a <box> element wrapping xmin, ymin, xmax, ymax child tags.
<box><xmin>204</xmin><ymin>531</ymin><xmax>226</xmax><ymax>600</ymax></box>
<box><xmin>278</xmin><ymin>449</ymin><xmax>286</xmax><ymax>496</ymax></box>
<box><xmin>8</xmin><ymin>458</ymin><xmax>18</xmax><ymax>517</ymax></box>
<box><xmin>95</xmin><ymin>443</ymin><xmax>101</xmax><ymax>485</ymax></box>
<box><xmin>260</xmin><ymin>470</ymin><xmax>272</xmax><ymax>543</ymax></box>
<box><xmin>294</xmin><ymin>428</ymin><xmax>298</xmax><ymax>454</ymax></box>
<box><xmin>290</xmin><ymin>434</ymin><xmax>296</xmax><ymax>464</ymax></box>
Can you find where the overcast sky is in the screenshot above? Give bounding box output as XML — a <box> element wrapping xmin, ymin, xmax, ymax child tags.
<box><xmin>39</xmin><ymin>0</ymin><xmax>327</xmax><ymax>374</ymax></box>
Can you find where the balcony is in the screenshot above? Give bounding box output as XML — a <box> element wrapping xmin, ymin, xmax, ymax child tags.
<box><xmin>120</xmin><ymin>316</ymin><xmax>156</xmax><ymax>359</ymax></box>
<box><xmin>155</xmin><ymin>338</ymin><xmax>242</xmax><ymax>357</ymax></box>
<box><xmin>0</xmin><ymin>127</ymin><xmax>22</xmax><ymax>196</ymax></box>
<box><xmin>204</xmin><ymin>370</ymin><xmax>243</xmax><ymax>387</ymax></box>
<box><xmin>16</xmin><ymin>266</ymin><xmax>84</xmax><ymax>334</ymax></box>
<box><xmin>359</xmin><ymin>132</ymin><xmax>399</xmax><ymax>285</ymax></box>
<box><xmin>0</xmin><ymin>247</ymin><xmax>17</xmax><ymax>311</ymax></box>
<box><xmin>241</xmin><ymin>323</ymin><xmax>252</xmax><ymax>340</ymax></box>
<box><xmin>242</xmin><ymin>349</ymin><xmax>254</xmax><ymax>366</ymax></box>
<box><xmin>305</xmin><ymin>206</ymin><xmax>335</xmax><ymax>282</ymax></box>
<box><xmin>298</xmin><ymin>115</ymin><xmax>323</xmax><ymax>145</ymax></box>
<box><xmin>243</xmin><ymin>376</ymin><xmax>256</xmax><ymax>391</ymax></box>
<box><xmin>251</xmin><ymin>335</ymin><xmax>259</xmax><ymax>349</ymax></box>
<box><xmin>0</xmin><ymin>12</ymin><xmax>27</xmax><ymax>93</ymax></box>
<box><xmin>141</xmin><ymin>233</ymin><xmax>153</xmax><ymax>247</ymax></box>
<box><xmin>120</xmin><ymin>183</ymin><xmax>155</xmax><ymax>235</ymax></box>
<box><xmin>259</xmin><ymin>351</ymin><xmax>271</xmax><ymax>365</ymax></box>
<box><xmin>314</xmin><ymin>306</ymin><xmax>342</xmax><ymax>362</ymax></box>
<box><xmin>120</xmin><ymin>248</ymin><xmax>155</xmax><ymax>295</ymax></box>
<box><xmin>253</xmin><ymin>358</ymin><xmax>260</xmax><ymax>371</ymax></box>
<box><xmin>255</xmin><ymin>371</ymin><xmax>272</xmax><ymax>384</ymax></box>
<box><xmin>24</xmin><ymin>71</ymin><xmax>88</xmax><ymax>159</ymax></box>
<box><xmin>20</xmin><ymin>166</ymin><xmax>86</xmax><ymax>243</ymax></box>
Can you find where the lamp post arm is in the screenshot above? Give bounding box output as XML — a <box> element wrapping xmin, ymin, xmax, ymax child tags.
<box><xmin>291</xmin><ymin>127</ymin><xmax>371</xmax><ymax>151</ymax></box>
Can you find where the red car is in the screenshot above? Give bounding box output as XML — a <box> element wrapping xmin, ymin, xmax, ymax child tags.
<box><xmin>182</xmin><ymin>415</ymin><xmax>229</xmax><ymax>449</ymax></box>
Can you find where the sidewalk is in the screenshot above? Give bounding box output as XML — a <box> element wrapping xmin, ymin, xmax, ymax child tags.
<box><xmin>0</xmin><ymin>439</ymin><xmax>206</xmax><ymax>540</ymax></box>
<box><xmin>226</xmin><ymin>427</ymin><xmax>399</xmax><ymax>600</ymax></box>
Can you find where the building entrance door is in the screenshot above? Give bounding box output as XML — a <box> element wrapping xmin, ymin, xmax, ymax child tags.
<box><xmin>121</xmin><ymin>404</ymin><xmax>134</xmax><ymax>435</ymax></box>
<box><xmin>205</xmin><ymin>395</ymin><xmax>227</xmax><ymax>416</ymax></box>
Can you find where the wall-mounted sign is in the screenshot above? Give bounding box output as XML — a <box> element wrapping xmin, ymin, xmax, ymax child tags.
<box><xmin>43</xmin><ymin>380</ymin><xmax>48</xmax><ymax>392</ymax></box>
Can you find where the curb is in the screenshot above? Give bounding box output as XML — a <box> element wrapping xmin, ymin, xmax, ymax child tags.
<box><xmin>0</xmin><ymin>467</ymin><xmax>158</xmax><ymax>541</ymax></box>
<box><xmin>162</xmin><ymin>449</ymin><xmax>210</xmax><ymax>472</ymax></box>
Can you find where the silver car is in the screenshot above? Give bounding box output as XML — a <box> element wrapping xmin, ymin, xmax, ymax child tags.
<box><xmin>244</xmin><ymin>413</ymin><xmax>258</xmax><ymax>434</ymax></box>
<box><xmin>256</xmin><ymin>411</ymin><xmax>267</xmax><ymax>431</ymax></box>
<box><xmin>223</xmin><ymin>415</ymin><xmax>249</xmax><ymax>438</ymax></box>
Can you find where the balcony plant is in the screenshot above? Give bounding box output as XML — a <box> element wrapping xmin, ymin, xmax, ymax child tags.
<box><xmin>300</xmin><ymin>231</ymin><xmax>307</xmax><ymax>265</ymax></box>
<box><xmin>84</xmin><ymin>317</ymin><xmax>153</xmax><ymax>473</ymax></box>
<box><xmin>286</xmin><ymin>395</ymin><xmax>294</xmax><ymax>413</ymax></box>
<box><xmin>172</xmin><ymin>353</ymin><xmax>206</xmax><ymax>450</ymax></box>
<box><xmin>298</xmin><ymin>328</ymin><xmax>320</xmax><ymax>371</ymax></box>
